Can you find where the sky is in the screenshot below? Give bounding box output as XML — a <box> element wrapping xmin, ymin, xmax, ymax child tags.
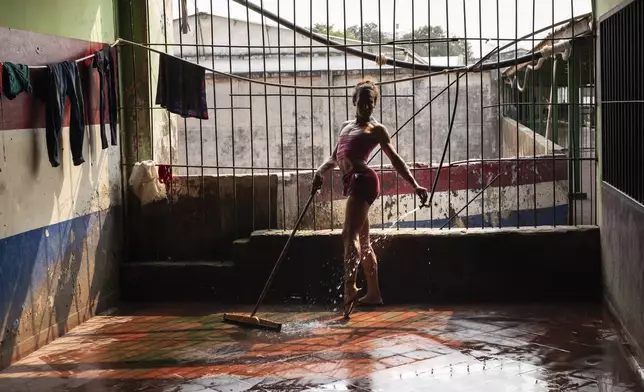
<box><xmin>172</xmin><ymin>0</ymin><xmax>592</xmax><ymax>58</ymax></box>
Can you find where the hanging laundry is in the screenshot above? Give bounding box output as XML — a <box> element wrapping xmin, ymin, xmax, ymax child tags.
<box><xmin>46</xmin><ymin>61</ymin><xmax>87</xmax><ymax>167</ymax></box>
<box><xmin>2</xmin><ymin>62</ymin><xmax>32</xmax><ymax>100</ymax></box>
<box><xmin>93</xmin><ymin>46</ymin><xmax>118</xmax><ymax>149</ymax></box>
<box><xmin>155</xmin><ymin>53</ymin><xmax>208</xmax><ymax>120</ymax></box>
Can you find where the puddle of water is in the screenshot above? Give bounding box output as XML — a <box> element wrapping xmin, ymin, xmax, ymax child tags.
<box><xmin>281</xmin><ymin>320</ymin><xmax>330</xmax><ymax>335</ymax></box>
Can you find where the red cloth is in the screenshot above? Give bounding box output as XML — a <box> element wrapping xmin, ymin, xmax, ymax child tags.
<box><xmin>158</xmin><ymin>165</ymin><xmax>173</xmax><ymax>184</ymax></box>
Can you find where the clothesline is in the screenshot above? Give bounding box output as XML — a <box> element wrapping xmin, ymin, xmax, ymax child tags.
<box><xmin>19</xmin><ymin>37</ymin><xmax>448</xmax><ymax>88</ymax></box>
<box><xmin>18</xmin><ymin>35</ymin><xmax>570</xmax><ymax>90</ymax></box>
<box><xmin>117</xmin><ymin>38</ymin><xmax>462</xmax><ymax>90</ymax></box>
<box><xmin>117</xmin><ymin>38</ymin><xmax>572</xmax><ymax>91</ymax></box>
<box><xmin>26</xmin><ymin>39</ymin><xmax>123</xmax><ymax>69</ymax></box>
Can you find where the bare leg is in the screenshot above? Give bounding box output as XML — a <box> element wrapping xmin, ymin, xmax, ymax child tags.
<box><xmin>358</xmin><ymin>218</ymin><xmax>383</xmax><ymax>305</ymax></box>
<box><xmin>342</xmin><ymin>196</ymin><xmax>370</xmax><ymax>319</ymax></box>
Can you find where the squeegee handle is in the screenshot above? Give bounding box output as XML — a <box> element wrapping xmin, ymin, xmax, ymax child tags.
<box><xmin>250</xmin><ymin>189</ymin><xmax>317</xmax><ymax>317</ymax></box>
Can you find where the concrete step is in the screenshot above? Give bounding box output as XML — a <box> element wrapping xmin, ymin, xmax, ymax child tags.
<box><xmin>120</xmin><ymin>261</ymin><xmax>254</xmax><ymax>302</ymax></box>
<box><xmin>238</xmin><ymin>226</ymin><xmax>603</xmax><ymax>304</ymax></box>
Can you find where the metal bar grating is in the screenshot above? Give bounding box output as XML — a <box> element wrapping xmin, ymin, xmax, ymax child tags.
<box><xmin>119</xmin><ymin>0</ymin><xmax>599</xmax><ymax>262</ymax></box>
<box><xmin>600</xmin><ymin>0</ymin><xmax>644</xmax><ymax>205</ymax></box>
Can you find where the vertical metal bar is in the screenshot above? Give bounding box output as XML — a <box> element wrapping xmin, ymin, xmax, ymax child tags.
<box><xmin>429</xmin><ymin>0</ymin><xmax>434</xmax><ymax>228</ymax></box>
<box><xmin>514</xmin><ymin>0</ymin><xmax>519</xmax><ymax>228</ymax></box>
<box><xmin>587</xmin><ymin>40</ymin><xmax>593</xmax><ymax>224</ymax></box>
<box><xmin>127</xmin><ymin>0</ymin><xmax>142</xmax><ymax>263</ymax></box>
<box><xmin>177</xmin><ymin>0</ymin><xmax>190</xmax><ymax>214</ymax></box>
<box><xmin>411</xmin><ymin>0</ymin><xmax>417</xmax><ymax>229</ymax></box>
<box><xmin>636</xmin><ymin>1</ymin><xmax>640</xmax><ymax>204</ymax></box>
<box><xmin>123</xmin><ymin>0</ymin><xmax>140</xmax><ymax>263</ymax></box>
<box><xmin>393</xmin><ymin>0</ymin><xmax>400</xmax><ymax>230</ymax></box>
<box><xmin>245</xmin><ymin>0</ymin><xmax>256</xmax><ymax>231</ymax></box>
<box><xmin>146</xmin><ymin>0</ymin><xmax>155</xmax><ymax>162</ymax></box>
<box><xmin>225</xmin><ymin>0</ymin><xmax>238</xmax><ymax>236</ymax></box>
<box><xmin>310</xmin><ymin>0</ymin><xmax>316</xmax><ymax>230</ymax></box>
<box><xmin>326</xmin><ymin>0</ymin><xmax>334</xmax><ymax>231</ymax></box>
<box><xmin>129</xmin><ymin>0</ymin><xmax>140</xmax><ymax>164</ymax></box>
<box><xmin>377</xmin><ymin>0</ymin><xmax>384</xmax><ymax>230</ymax></box>
<box><xmin>551</xmin><ymin>0</ymin><xmax>557</xmax><ymax>227</ymax></box>
<box><xmin>479</xmin><ymin>0</ymin><xmax>484</xmax><ymax>228</ymax></box>
<box><xmin>293</xmin><ymin>0</ymin><xmax>300</xmax><ymax>224</ymax></box>
<box><xmin>496</xmin><ymin>0</ymin><xmax>502</xmax><ymax>227</ymax></box>
<box><xmin>194</xmin><ymin>2</ymin><xmax>206</xmax><ymax>257</ymax></box>
<box><xmin>260</xmin><ymin>0</ymin><xmax>271</xmax><ymax>230</ymax></box>
<box><xmin>462</xmin><ymin>0</ymin><xmax>469</xmax><ymax>228</ymax></box>
<box><xmin>359</xmin><ymin>0</ymin><xmax>365</xmax><ymax>79</ymax></box>
<box><xmin>278</xmin><ymin>0</ymin><xmax>286</xmax><ymax>229</ymax></box>
<box><xmin>343</xmin><ymin>0</ymin><xmax>349</xmax><ymax>125</ymax></box>
<box><xmin>145</xmin><ymin>0</ymin><xmax>155</xmax><ymax>258</ymax></box>
<box><xmin>532</xmin><ymin>0</ymin><xmax>537</xmax><ymax>226</ymax></box>
<box><xmin>160</xmin><ymin>0</ymin><xmax>175</xmax><ymax>262</ymax></box>
<box><xmin>378</xmin><ymin>0</ymin><xmax>385</xmax><ymax>229</ymax></box>
<box><xmin>568</xmin><ymin>0</ymin><xmax>578</xmax><ymax>226</ymax></box>
<box><xmin>446</xmin><ymin>0</ymin><xmax>451</xmax><ymax>228</ymax></box>
<box><xmin>195</xmin><ymin>0</ymin><xmax>212</xmax><ymax>257</ymax></box>
<box><xmin>209</xmin><ymin>0</ymin><xmax>221</xmax><ymax>246</ymax></box>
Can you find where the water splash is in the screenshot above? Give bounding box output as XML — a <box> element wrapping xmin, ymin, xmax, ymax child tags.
<box><xmin>368</xmin><ymin>206</ymin><xmax>423</xmax><ymax>248</ymax></box>
<box><xmin>387</xmin><ymin>206</ymin><xmax>422</xmax><ymax>229</ymax></box>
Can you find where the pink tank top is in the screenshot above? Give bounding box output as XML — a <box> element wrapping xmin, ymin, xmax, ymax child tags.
<box><xmin>336</xmin><ymin>132</ymin><xmax>379</xmax><ymax>163</ymax></box>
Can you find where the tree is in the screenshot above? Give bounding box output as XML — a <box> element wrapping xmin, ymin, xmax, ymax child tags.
<box><xmin>346</xmin><ymin>23</ymin><xmax>388</xmax><ymax>43</ymax></box>
<box><xmin>311</xmin><ymin>22</ymin><xmax>474</xmax><ymax>61</ymax></box>
<box><xmin>311</xmin><ymin>23</ymin><xmax>356</xmax><ymax>39</ymax></box>
<box><xmin>400</xmin><ymin>25</ymin><xmax>474</xmax><ymax>60</ymax></box>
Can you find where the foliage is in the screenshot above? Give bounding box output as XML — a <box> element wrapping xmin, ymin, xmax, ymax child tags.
<box><xmin>311</xmin><ymin>23</ymin><xmax>474</xmax><ymax>60</ymax></box>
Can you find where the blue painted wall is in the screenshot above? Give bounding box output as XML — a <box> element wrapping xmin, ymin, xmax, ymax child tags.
<box><xmin>0</xmin><ymin>208</ymin><xmax>122</xmax><ymax>368</ymax></box>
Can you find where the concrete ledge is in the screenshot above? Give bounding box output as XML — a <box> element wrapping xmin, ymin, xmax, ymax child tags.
<box><xmin>236</xmin><ymin>226</ymin><xmax>602</xmax><ymax>304</ymax></box>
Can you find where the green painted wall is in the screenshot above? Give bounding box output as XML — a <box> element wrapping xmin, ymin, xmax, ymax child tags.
<box><xmin>0</xmin><ymin>0</ymin><xmax>116</xmax><ymax>42</ymax></box>
<box><xmin>596</xmin><ymin>0</ymin><xmax>628</xmax><ymax>18</ymax></box>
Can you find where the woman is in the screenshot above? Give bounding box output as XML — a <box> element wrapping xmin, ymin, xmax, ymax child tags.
<box><xmin>312</xmin><ymin>80</ymin><xmax>429</xmax><ymax>319</ymax></box>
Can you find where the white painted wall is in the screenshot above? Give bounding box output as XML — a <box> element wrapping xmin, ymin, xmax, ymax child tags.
<box><xmin>0</xmin><ymin>126</ymin><xmax>121</xmax><ymax>240</ymax></box>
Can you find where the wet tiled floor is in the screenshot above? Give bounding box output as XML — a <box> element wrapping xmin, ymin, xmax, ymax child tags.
<box><xmin>0</xmin><ymin>303</ymin><xmax>642</xmax><ymax>391</ymax></box>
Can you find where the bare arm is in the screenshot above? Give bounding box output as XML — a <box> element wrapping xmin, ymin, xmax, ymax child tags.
<box><xmin>315</xmin><ymin>144</ymin><xmax>338</xmax><ymax>177</ymax></box>
<box><xmin>314</xmin><ymin>121</ymin><xmax>351</xmax><ymax>178</ymax></box>
<box><xmin>372</xmin><ymin>125</ymin><xmax>420</xmax><ymax>189</ymax></box>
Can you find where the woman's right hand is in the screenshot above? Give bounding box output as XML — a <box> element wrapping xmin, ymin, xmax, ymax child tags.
<box><xmin>415</xmin><ymin>185</ymin><xmax>428</xmax><ymax>206</ymax></box>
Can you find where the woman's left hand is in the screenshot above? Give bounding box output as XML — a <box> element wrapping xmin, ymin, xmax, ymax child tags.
<box><xmin>415</xmin><ymin>186</ymin><xmax>428</xmax><ymax>206</ymax></box>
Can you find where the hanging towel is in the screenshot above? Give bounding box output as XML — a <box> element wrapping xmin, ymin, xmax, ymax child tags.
<box><xmin>2</xmin><ymin>62</ymin><xmax>32</xmax><ymax>100</ymax></box>
<box><xmin>155</xmin><ymin>53</ymin><xmax>208</xmax><ymax>120</ymax></box>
